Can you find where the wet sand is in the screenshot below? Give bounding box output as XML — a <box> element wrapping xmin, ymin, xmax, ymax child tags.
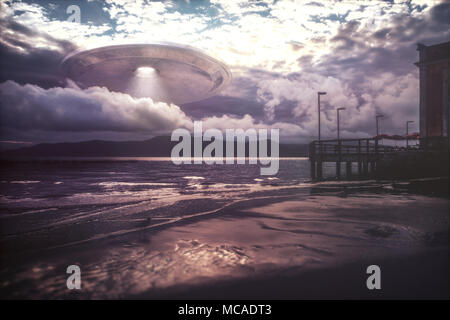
<box><xmin>131</xmin><ymin>193</ymin><xmax>450</xmax><ymax>299</ymax></box>
<box><xmin>143</xmin><ymin>247</ymin><xmax>450</xmax><ymax>299</ymax></box>
<box><xmin>1</xmin><ymin>180</ymin><xmax>449</xmax><ymax>299</ymax></box>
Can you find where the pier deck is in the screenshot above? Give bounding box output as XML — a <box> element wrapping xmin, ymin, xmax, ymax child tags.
<box><xmin>308</xmin><ymin>138</ymin><xmax>428</xmax><ymax>180</ymax></box>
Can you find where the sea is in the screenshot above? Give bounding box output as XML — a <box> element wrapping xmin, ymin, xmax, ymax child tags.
<box><xmin>0</xmin><ymin>158</ymin><xmax>448</xmax><ymax>298</ymax></box>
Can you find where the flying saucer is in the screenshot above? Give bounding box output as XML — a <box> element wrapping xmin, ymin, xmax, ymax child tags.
<box><xmin>61</xmin><ymin>43</ymin><xmax>232</xmax><ymax>105</ymax></box>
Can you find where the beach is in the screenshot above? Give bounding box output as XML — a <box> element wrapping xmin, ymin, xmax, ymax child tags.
<box><xmin>137</xmin><ymin>195</ymin><xmax>450</xmax><ymax>299</ymax></box>
<box><xmin>0</xmin><ymin>159</ymin><xmax>448</xmax><ymax>299</ymax></box>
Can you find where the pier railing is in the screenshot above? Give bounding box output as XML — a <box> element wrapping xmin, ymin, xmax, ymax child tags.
<box><xmin>309</xmin><ymin>138</ymin><xmax>411</xmax><ymax>158</ymax></box>
<box><xmin>308</xmin><ymin>138</ymin><xmax>420</xmax><ymax>180</ymax></box>
<box><xmin>309</xmin><ymin>137</ymin><xmax>448</xmax><ymax>180</ymax></box>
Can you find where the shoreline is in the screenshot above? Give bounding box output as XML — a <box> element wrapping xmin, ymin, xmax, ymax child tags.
<box><xmin>1</xmin><ymin>178</ymin><xmax>449</xmax><ymax>299</ymax></box>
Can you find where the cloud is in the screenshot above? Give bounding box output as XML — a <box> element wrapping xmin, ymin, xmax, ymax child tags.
<box><xmin>0</xmin><ymin>81</ymin><xmax>192</xmax><ymax>134</ymax></box>
<box><xmin>0</xmin><ymin>80</ymin><xmax>312</xmax><ymax>143</ymax></box>
<box><xmin>201</xmin><ymin>114</ymin><xmax>310</xmax><ymax>142</ymax></box>
<box><xmin>0</xmin><ymin>16</ymin><xmax>77</xmax><ymax>88</ymax></box>
<box><xmin>0</xmin><ymin>0</ymin><xmax>448</xmax><ymax>144</ymax></box>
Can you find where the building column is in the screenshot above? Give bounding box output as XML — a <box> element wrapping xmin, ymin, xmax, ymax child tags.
<box><xmin>444</xmin><ymin>68</ymin><xmax>450</xmax><ymax>147</ymax></box>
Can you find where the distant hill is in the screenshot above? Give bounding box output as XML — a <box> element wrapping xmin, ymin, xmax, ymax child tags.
<box><xmin>0</xmin><ymin>136</ymin><xmax>309</xmax><ymax>158</ymax></box>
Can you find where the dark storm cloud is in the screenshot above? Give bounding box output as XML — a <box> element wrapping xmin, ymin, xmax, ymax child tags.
<box><xmin>181</xmin><ymin>70</ymin><xmax>276</xmax><ymax>122</ymax></box>
<box><xmin>306</xmin><ymin>6</ymin><xmax>450</xmax><ymax>93</ymax></box>
<box><xmin>0</xmin><ymin>18</ymin><xmax>77</xmax><ymax>88</ymax></box>
<box><xmin>372</xmin><ymin>28</ymin><xmax>391</xmax><ymax>40</ymax></box>
<box><xmin>0</xmin><ymin>81</ymin><xmax>192</xmax><ymax>133</ymax></box>
<box><xmin>430</xmin><ymin>2</ymin><xmax>450</xmax><ymax>25</ymax></box>
<box><xmin>273</xmin><ymin>99</ymin><xmax>307</xmax><ymax>124</ymax></box>
<box><xmin>183</xmin><ymin>94</ymin><xmax>299</xmax><ymax>125</ymax></box>
<box><xmin>313</xmin><ymin>4</ymin><xmax>450</xmax><ymax>76</ymax></box>
<box><xmin>182</xmin><ymin>95</ymin><xmax>266</xmax><ymax>120</ymax></box>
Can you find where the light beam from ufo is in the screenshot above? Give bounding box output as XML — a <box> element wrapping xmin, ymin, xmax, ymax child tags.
<box><xmin>60</xmin><ymin>43</ymin><xmax>232</xmax><ymax>105</ymax></box>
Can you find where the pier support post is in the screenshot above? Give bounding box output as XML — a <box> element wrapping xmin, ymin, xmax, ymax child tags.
<box><xmin>317</xmin><ymin>161</ymin><xmax>323</xmax><ymax>180</ymax></box>
<box><xmin>346</xmin><ymin>162</ymin><xmax>352</xmax><ymax>178</ymax></box>
<box><xmin>370</xmin><ymin>161</ymin><xmax>375</xmax><ymax>174</ymax></box>
<box><xmin>357</xmin><ymin>140</ymin><xmax>362</xmax><ymax>177</ymax></box>
<box><xmin>336</xmin><ymin>162</ymin><xmax>341</xmax><ymax>179</ymax></box>
<box><xmin>310</xmin><ymin>161</ymin><xmax>316</xmax><ymax>180</ymax></box>
<box><xmin>363</xmin><ymin>161</ymin><xmax>369</xmax><ymax>175</ymax></box>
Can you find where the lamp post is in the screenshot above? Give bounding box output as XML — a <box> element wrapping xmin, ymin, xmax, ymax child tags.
<box><xmin>337</xmin><ymin>107</ymin><xmax>346</xmax><ymax>140</ymax></box>
<box><xmin>406</xmin><ymin>120</ymin><xmax>414</xmax><ymax>148</ymax></box>
<box><xmin>376</xmin><ymin>114</ymin><xmax>384</xmax><ymax>137</ymax></box>
<box><xmin>317</xmin><ymin>92</ymin><xmax>327</xmax><ymax>141</ymax></box>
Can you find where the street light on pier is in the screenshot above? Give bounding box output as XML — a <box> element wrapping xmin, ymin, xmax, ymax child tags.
<box><xmin>376</xmin><ymin>114</ymin><xmax>384</xmax><ymax>137</ymax></box>
<box><xmin>317</xmin><ymin>92</ymin><xmax>327</xmax><ymax>141</ymax></box>
<box><xmin>337</xmin><ymin>107</ymin><xmax>346</xmax><ymax>140</ymax></box>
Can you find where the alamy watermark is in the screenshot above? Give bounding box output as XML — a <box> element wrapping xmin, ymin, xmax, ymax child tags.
<box><xmin>66</xmin><ymin>265</ymin><xmax>81</xmax><ymax>290</ymax></box>
<box><xmin>171</xmin><ymin>121</ymin><xmax>280</xmax><ymax>175</ymax></box>
<box><xmin>366</xmin><ymin>264</ymin><xmax>381</xmax><ymax>290</ymax></box>
<box><xmin>66</xmin><ymin>5</ymin><xmax>81</xmax><ymax>23</ymax></box>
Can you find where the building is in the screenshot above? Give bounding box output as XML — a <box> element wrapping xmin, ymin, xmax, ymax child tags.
<box><xmin>415</xmin><ymin>41</ymin><xmax>450</xmax><ymax>147</ymax></box>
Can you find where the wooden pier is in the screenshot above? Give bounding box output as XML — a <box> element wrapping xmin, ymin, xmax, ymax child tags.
<box><xmin>309</xmin><ymin>138</ymin><xmax>420</xmax><ymax>180</ymax></box>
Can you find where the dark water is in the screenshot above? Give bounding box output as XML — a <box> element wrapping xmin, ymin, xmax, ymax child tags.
<box><xmin>0</xmin><ymin>159</ymin><xmax>448</xmax><ymax>298</ymax></box>
<box><xmin>0</xmin><ymin>159</ymin><xmax>309</xmax><ymax>249</ymax></box>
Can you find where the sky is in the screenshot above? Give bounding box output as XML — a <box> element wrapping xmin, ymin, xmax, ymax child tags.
<box><xmin>0</xmin><ymin>0</ymin><xmax>449</xmax><ymax>145</ymax></box>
